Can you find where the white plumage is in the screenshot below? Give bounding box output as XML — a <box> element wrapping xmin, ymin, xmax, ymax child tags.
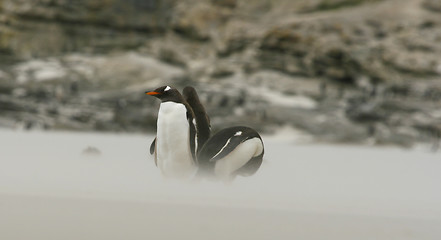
<box><xmin>156</xmin><ymin>102</ymin><xmax>196</xmax><ymax>179</ymax></box>
<box><xmin>214</xmin><ymin>137</ymin><xmax>263</xmax><ymax>182</ymax></box>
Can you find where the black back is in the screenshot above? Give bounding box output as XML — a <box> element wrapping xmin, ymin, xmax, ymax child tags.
<box><xmin>183</xmin><ymin>86</ymin><xmax>211</xmax><ymax>152</ymax></box>
<box><xmin>197</xmin><ymin>126</ymin><xmax>263</xmax><ymax>177</ymax></box>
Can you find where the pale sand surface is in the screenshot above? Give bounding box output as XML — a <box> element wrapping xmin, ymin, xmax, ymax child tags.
<box><xmin>1</xmin><ymin>130</ymin><xmax>440</xmax><ymax>239</ymax></box>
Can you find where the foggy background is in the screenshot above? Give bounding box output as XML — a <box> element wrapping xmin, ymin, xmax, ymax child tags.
<box><xmin>1</xmin><ymin>1</ymin><xmax>441</xmax><ymax>239</ymax></box>
<box><xmin>1</xmin><ymin>0</ymin><xmax>440</xmax><ymax>148</ymax></box>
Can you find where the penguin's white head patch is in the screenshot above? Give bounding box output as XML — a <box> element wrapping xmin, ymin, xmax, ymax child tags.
<box><xmin>164</xmin><ymin>86</ymin><xmax>171</xmax><ymax>92</ymax></box>
<box><xmin>234</xmin><ymin>131</ymin><xmax>242</xmax><ymax>136</ymax></box>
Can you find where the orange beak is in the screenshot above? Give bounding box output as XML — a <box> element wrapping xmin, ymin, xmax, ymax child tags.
<box><xmin>146</xmin><ymin>91</ymin><xmax>160</xmax><ymax>96</ymax></box>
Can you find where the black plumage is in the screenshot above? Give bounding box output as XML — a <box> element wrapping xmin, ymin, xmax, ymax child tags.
<box><xmin>183</xmin><ymin>86</ymin><xmax>211</xmax><ymax>152</ymax></box>
<box><xmin>197</xmin><ymin>126</ymin><xmax>264</xmax><ymax>180</ymax></box>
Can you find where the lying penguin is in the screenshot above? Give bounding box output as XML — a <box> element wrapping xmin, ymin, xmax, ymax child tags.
<box><xmin>146</xmin><ymin>86</ymin><xmax>197</xmax><ymax>179</ymax></box>
<box><xmin>197</xmin><ymin>126</ymin><xmax>264</xmax><ymax>183</ymax></box>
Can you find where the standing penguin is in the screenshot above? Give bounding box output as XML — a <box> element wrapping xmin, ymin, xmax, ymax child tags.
<box><xmin>146</xmin><ymin>86</ymin><xmax>197</xmax><ymax>179</ymax></box>
<box><xmin>183</xmin><ymin>86</ymin><xmax>211</xmax><ymax>152</ymax></box>
<box><xmin>197</xmin><ymin>126</ymin><xmax>264</xmax><ymax>183</ymax></box>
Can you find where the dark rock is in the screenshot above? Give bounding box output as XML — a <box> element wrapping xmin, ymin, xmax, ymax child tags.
<box><xmin>423</xmin><ymin>0</ymin><xmax>441</xmax><ymax>12</ymax></box>
<box><xmin>171</xmin><ymin>2</ymin><xmax>232</xmax><ymax>41</ymax></box>
<box><xmin>210</xmin><ymin>66</ymin><xmax>234</xmax><ymax>79</ymax></box>
<box><xmin>71</xmin><ymin>112</ymin><xmax>93</xmax><ymax>123</ymax></box>
<box><xmin>260</xmin><ymin>28</ymin><xmax>309</xmax><ymax>56</ymax></box>
<box><xmin>419</xmin><ymin>20</ymin><xmax>436</xmax><ymax>29</ymax></box>
<box><xmin>301</xmin><ymin>0</ymin><xmax>383</xmax><ymax>12</ymax></box>
<box><xmin>158</xmin><ymin>48</ymin><xmax>187</xmax><ymax>68</ymax></box>
<box><xmin>346</xmin><ymin>101</ymin><xmax>386</xmax><ymax>123</ymax></box>
<box><xmin>217</xmin><ymin>37</ymin><xmax>252</xmax><ymax>57</ymax></box>
<box><xmin>0</xmin><ymin>98</ymin><xmax>25</xmax><ymax>112</ymax></box>
<box><xmin>0</xmin><ymin>0</ymin><xmax>174</xmax><ymax>57</ymax></box>
<box><xmin>311</xmin><ymin>47</ymin><xmax>362</xmax><ymax>84</ymax></box>
<box><xmin>0</xmin><ymin>0</ymin><xmax>440</xmax><ymax>149</ymax></box>
<box><xmin>211</xmin><ymin>0</ymin><xmax>237</xmax><ymax>8</ymax></box>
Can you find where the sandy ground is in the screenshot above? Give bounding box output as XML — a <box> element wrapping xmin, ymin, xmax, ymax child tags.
<box><xmin>0</xmin><ymin>129</ymin><xmax>440</xmax><ymax>239</ymax></box>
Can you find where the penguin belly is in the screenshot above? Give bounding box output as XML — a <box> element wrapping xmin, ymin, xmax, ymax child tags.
<box><xmin>156</xmin><ymin>102</ymin><xmax>196</xmax><ymax>179</ymax></box>
<box><xmin>214</xmin><ymin>137</ymin><xmax>263</xmax><ymax>182</ymax></box>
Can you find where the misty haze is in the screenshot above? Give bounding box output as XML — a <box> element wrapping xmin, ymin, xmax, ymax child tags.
<box><xmin>1</xmin><ymin>0</ymin><xmax>441</xmax><ymax>239</ymax></box>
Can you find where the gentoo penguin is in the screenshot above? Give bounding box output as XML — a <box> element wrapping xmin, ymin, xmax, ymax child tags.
<box><xmin>146</xmin><ymin>86</ymin><xmax>198</xmax><ymax>179</ymax></box>
<box><xmin>197</xmin><ymin>126</ymin><xmax>264</xmax><ymax>182</ymax></box>
<box><xmin>149</xmin><ymin>86</ymin><xmax>210</xmax><ymax>156</ymax></box>
<box><xmin>183</xmin><ymin>86</ymin><xmax>211</xmax><ymax>152</ymax></box>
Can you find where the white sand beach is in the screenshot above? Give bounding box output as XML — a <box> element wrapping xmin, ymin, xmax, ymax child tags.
<box><xmin>1</xmin><ymin>130</ymin><xmax>440</xmax><ymax>240</ymax></box>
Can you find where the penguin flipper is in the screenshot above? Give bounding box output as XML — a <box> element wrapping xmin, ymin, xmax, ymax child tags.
<box><xmin>183</xmin><ymin>86</ymin><xmax>211</xmax><ymax>149</ymax></box>
<box><xmin>150</xmin><ymin>137</ymin><xmax>156</xmax><ymax>155</ymax></box>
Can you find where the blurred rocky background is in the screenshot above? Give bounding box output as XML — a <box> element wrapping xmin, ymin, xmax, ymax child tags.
<box><xmin>0</xmin><ymin>0</ymin><xmax>440</xmax><ymax>148</ymax></box>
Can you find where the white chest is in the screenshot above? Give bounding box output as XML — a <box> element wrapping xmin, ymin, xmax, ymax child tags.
<box><xmin>214</xmin><ymin>137</ymin><xmax>263</xmax><ymax>182</ymax></box>
<box><xmin>156</xmin><ymin>102</ymin><xmax>196</xmax><ymax>179</ymax></box>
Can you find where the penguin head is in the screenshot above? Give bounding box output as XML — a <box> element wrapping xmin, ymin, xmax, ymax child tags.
<box><xmin>145</xmin><ymin>85</ymin><xmax>182</xmax><ymax>102</ymax></box>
